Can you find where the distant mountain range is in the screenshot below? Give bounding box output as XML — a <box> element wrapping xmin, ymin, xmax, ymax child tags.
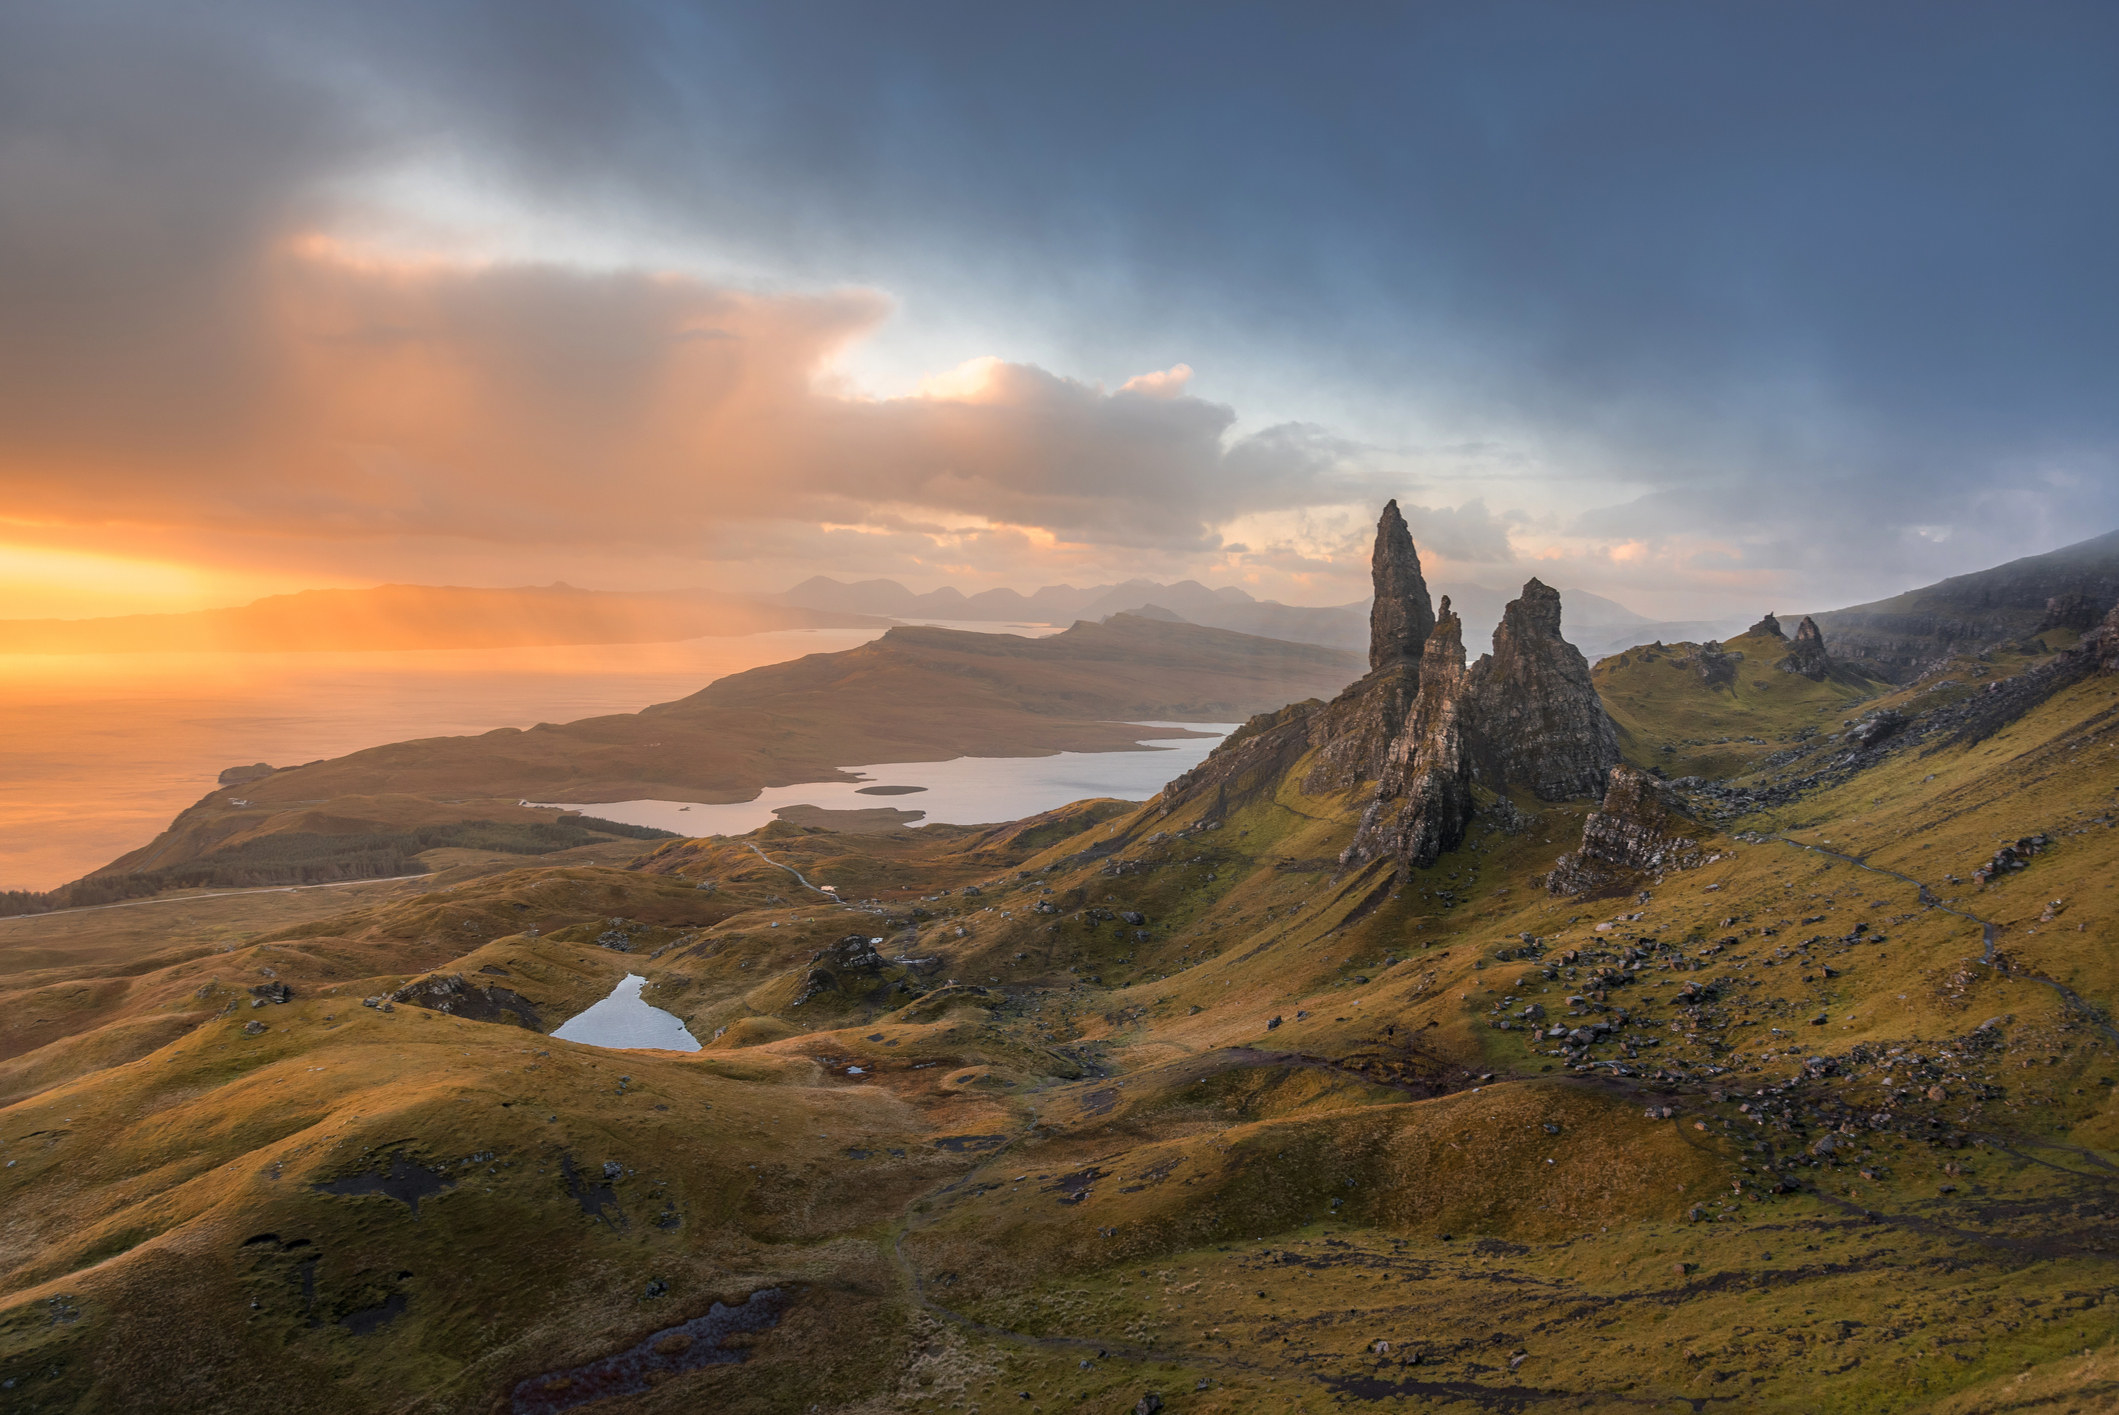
<box><xmin>777</xmin><ymin>574</ymin><xmax>1737</xmax><ymax>659</ymax></box>
<box><xmin>1806</xmin><ymin>527</ymin><xmax>2119</xmax><ymax>677</ymax></box>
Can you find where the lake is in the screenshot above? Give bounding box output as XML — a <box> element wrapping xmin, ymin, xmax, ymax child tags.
<box><xmin>537</xmin><ymin>721</ymin><xmax>1238</xmax><ymax>836</ymax></box>
<box><xmin>550</xmin><ymin>973</ymin><xmax>702</xmax><ymax>1051</ymax></box>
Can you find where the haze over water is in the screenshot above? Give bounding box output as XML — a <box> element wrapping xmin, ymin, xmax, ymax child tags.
<box><xmin>0</xmin><ymin>627</ymin><xmax>891</xmax><ymax>892</ymax></box>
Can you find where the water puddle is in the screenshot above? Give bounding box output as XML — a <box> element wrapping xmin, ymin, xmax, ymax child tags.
<box><xmin>531</xmin><ymin>721</ymin><xmax>1235</xmax><ymax>836</ymax></box>
<box><xmin>551</xmin><ymin>974</ymin><xmax>701</xmax><ymax>1052</ymax></box>
<box><xmin>509</xmin><ymin>1288</ymin><xmax>790</xmax><ymax>1414</ymax></box>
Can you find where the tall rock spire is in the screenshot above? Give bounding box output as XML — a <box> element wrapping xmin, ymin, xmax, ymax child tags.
<box><xmin>1468</xmin><ymin>578</ymin><xmax>1621</xmax><ymax>800</ymax></box>
<box><xmin>1344</xmin><ymin>596</ymin><xmax>1475</xmax><ymax>869</ymax></box>
<box><xmin>1367</xmin><ymin>499</ymin><xmax>1436</xmax><ymax>673</ymax></box>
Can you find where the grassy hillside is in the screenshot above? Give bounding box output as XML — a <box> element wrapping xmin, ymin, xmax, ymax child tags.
<box><xmin>1</xmin><ymin>626</ymin><xmax>2116</xmax><ymax>1412</ymax></box>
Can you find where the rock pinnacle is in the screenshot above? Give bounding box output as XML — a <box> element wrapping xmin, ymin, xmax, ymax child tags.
<box><xmin>1367</xmin><ymin>499</ymin><xmax>1436</xmax><ymax>673</ymax></box>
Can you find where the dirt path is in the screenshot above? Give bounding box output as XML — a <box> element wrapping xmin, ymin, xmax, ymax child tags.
<box><xmin>1775</xmin><ymin>835</ymin><xmax>2118</xmax><ymax>1045</ymax></box>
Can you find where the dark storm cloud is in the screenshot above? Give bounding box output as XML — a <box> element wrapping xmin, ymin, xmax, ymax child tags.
<box><xmin>3</xmin><ymin>1</ymin><xmax>2116</xmax><ymax>600</ymax></box>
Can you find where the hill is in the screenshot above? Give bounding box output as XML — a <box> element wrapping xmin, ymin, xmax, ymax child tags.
<box><xmin>19</xmin><ymin>616</ymin><xmax>1362</xmax><ymax>908</ymax></box>
<box><xmin>1804</xmin><ymin>526</ymin><xmax>2119</xmax><ymax>678</ymax></box>
<box><xmin>2</xmin><ymin>508</ymin><xmax>2117</xmax><ymax>1412</ymax></box>
<box><xmin>0</xmin><ymin>583</ymin><xmax>878</xmax><ymax>654</ymax></box>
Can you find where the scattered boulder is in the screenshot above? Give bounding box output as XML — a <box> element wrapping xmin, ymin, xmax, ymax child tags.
<box><xmin>792</xmin><ymin>934</ymin><xmax>887</xmax><ymax>1007</ymax></box>
<box><xmin>248</xmin><ymin>981</ymin><xmax>292</xmax><ymax>1005</ymax></box>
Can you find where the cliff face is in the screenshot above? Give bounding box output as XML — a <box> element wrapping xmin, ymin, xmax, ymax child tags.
<box><xmin>1468</xmin><ymin>578</ymin><xmax>1621</xmax><ymax>801</ymax></box>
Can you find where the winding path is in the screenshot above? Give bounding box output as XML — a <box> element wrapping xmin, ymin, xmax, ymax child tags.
<box><xmin>1774</xmin><ymin>835</ymin><xmax>2117</xmax><ymax>1045</ymax></box>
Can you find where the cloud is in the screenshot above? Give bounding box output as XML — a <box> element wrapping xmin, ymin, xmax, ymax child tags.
<box><xmin>0</xmin><ymin>235</ymin><xmax>1356</xmax><ymax>560</ymax></box>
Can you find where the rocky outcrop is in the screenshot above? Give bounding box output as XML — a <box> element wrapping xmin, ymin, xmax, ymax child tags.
<box><xmin>390</xmin><ymin>972</ymin><xmax>544</xmax><ymax>1029</ymax></box>
<box><xmin>1345</xmin><ymin>580</ymin><xmax>1620</xmax><ymax>872</ymax></box>
<box><xmin>1467</xmin><ymin>578</ymin><xmax>1621</xmax><ymax>801</ymax></box>
<box><xmin>1367</xmin><ymin>499</ymin><xmax>1436</xmax><ymax>673</ymax></box>
<box><xmin>2039</xmin><ymin>592</ymin><xmax>2104</xmax><ymax>634</ymax></box>
<box><xmin>1746</xmin><ymin>613</ymin><xmax>1785</xmax><ymax>640</ymax></box>
<box><xmin>1346</xmin><ymin>600</ymin><xmax>1476</xmax><ymax>869</ymax></box>
<box><xmin>1688</xmin><ymin>640</ymin><xmax>1739</xmax><ymax>687</ymax></box>
<box><xmin>792</xmin><ymin>933</ymin><xmax>887</xmax><ymax>1007</ymax></box>
<box><xmin>1162</xmin><ymin>502</ymin><xmax>1435</xmax><ymax>811</ymax></box>
<box><xmin>1547</xmin><ymin>766</ymin><xmax>1710</xmax><ymax>897</ymax></box>
<box><xmin>1778</xmin><ymin>615</ymin><xmax>1831</xmax><ymax>679</ymax></box>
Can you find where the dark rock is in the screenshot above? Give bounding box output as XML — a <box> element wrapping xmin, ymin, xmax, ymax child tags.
<box><xmin>1367</xmin><ymin>498</ymin><xmax>1436</xmax><ymax>672</ymax></box>
<box><xmin>389</xmin><ymin>973</ymin><xmax>544</xmax><ymax>1030</ymax></box>
<box><xmin>1848</xmin><ymin>709</ymin><xmax>1904</xmax><ymax>747</ymax></box>
<box><xmin>1346</xmin><ymin>578</ymin><xmax>1618</xmax><ymax>873</ymax></box>
<box><xmin>248</xmin><ymin>981</ymin><xmax>292</xmax><ymax>1004</ymax></box>
<box><xmin>1547</xmin><ymin>765</ymin><xmax>1711</xmax><ymax>897</ymax></box>
<box><xmin>1747</xmin><ymin>613</ymin><xmax>1785</xmax><ymax>639</ymax></box>
<box><xmin>792</xmin><ymin>934</ymin><xmax>887</xmax><ymax>1006</ymax></box>
<box><xmin>1468</xmin><ymin>578</ymin><xmax>1621</xmax><ymax>801</ymax></box>
<box><xmin>1345</xmin><ymin>599</ymin><xmax>1476</xmax><ymax>870</ymax></box>
<box><xmin>1135</xmin><ymin>1395</ymin><xmax>1164</xmax><ymax>1415</ymax></box>
<box><xmin>1165</xmin><ymin>501</ymin><xmax>1438</xmax><ymax>808</ymax></box>
<box><xmin>1689</xmin><ymin>640</ymin><xmax>1740</xmax><ymax>687</ymax></box>
<box><xmin>1777</xmin><ymin>615</ymin><xmax>1831</xmax><ymax>680</ymax></box>
<box><xmin>2038</xmin><ymin>591</ymin><xmax>2104</xmax><ymax>633</ymax></box>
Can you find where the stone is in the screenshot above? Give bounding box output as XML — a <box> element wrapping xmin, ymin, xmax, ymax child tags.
<box><xmin>1135</xmin><ymin>1396</ymin><xmax>1165</xmax><ymax>1415</ymax></box>
<box><xmin>1162</xmin><ymin>499</ymin><xmax>1437</xmax><ymax>809</ymax></box>
<box><xmin>1345</xmin><ymin>599</ymin><xmax>1476</xmax><ymax>870</ymax></box>
<box><xmin>2038</xmin><ymin>591</ymin><xmax>2104</xmax><ymax>634</ymax></box>
<box><xmin>1778</xmin><ymin>615</ymin><xmax>1831</xmax><ymax>680</ymax></box>
<box><xmin>1547</xmin><ymin>766</ymin><xmax>1709</xmax><ymax>898</ymax></box>
<box><xmin>1367</xmin><ymin>499</ymin><xmax>1436</xmax><ymax>672</ymax></box>
<box><xmin>248</xmin><ymin>981</ymin><xmax>292</xmax><ymax>1005</ymax></box>
<box><xmin>1689</xmin><ymin>640</ymin><xmax>1740</xmax><ymax>687</ymax></box>
<box><xmin>1468</xmin><ymin>578</ymin><xmax>1621</xmax><ymax>801</ymax></box>
<box><xmin>1746</xmin><ymin>613</ymin><xmax>1785</xmax><ymax>639</ymax></box>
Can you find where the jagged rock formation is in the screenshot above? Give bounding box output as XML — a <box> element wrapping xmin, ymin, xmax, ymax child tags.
<box><xmin>1468</xmin><ymin>579</ymin><xmax>1621</xmax><ymax>800</ymax></box>
<box><xmin>1345</xmin><ymin>581</ymin><xmax>1620</xmax><ymax>872</ymax></box>
<box><xmin>1688</xmin><ymin>640</ymin><xmax>1739</xmax><ymax>687</ymax></box>
<box><xmin>1165</xmin><ymin>505</ymin><xmax>1616</xmax><ymax>867</ymax></box>
<box><xmin>1348</xmin><ymin>600</ymin><xmax>1476</xmax><ymax>869</ymax></box>
<box><xmin>1162</xmin><ymin>502</ymin><xmax>1437</xmax><ymax>813</ymax></box>
<box><xmin>1546</xmin><ymin>765</ymin><xmax>1710</xmax><ymax>897</ymax></box>
<box><xmin>1778</xmin><ymin>615</ymin><xmax>1831</xmax><ymax>679</ymax></box>
<box><xmin>1746</xmin><ymin>613</ymin><xmax>1785</xmax><ymax>639</ymax></box>
<box><xmin>1367</xmin><ymin>499</ymin><xmax>1436</xmax><ymax>672</ymax></box>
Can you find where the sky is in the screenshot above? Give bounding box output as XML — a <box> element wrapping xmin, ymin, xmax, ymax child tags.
<box><xmin>3</xmin><ymin>1</ymin><xmax>2116</xmax><ymax>621</ymax></box>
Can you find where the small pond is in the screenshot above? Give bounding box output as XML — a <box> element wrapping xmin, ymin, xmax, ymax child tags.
<box><xmin>550</xmin><ymin>974</ymin><xmax>701</xmax><ymax>1051</ymax></box>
